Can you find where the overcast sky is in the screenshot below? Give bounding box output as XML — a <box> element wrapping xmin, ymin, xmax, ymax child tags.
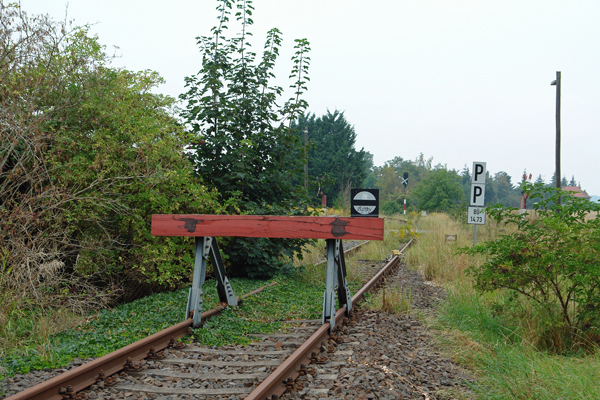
<box><xmin>22</xmin><ymin>0</ymin><xmax>600</xmax><ymax>196</ymax></box>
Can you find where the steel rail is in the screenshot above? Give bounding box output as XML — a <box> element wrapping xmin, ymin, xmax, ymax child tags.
<box><xmin>245</xmin><ymin>238</ymin><xmax>414</xmax><ymax>400</ymax></box>
<box><xmin>4</xmin><ymin>283</ymin><xmax>276</xmax><ymax>400</ymax></box>
<box><xmin>353</xmin><ymin>238</ymin><xmax>413</xmax><ymax>304</ymax></box>
<box><xmin>5</xmin><ymin>239</ymin><xmax>382</xmax><ymax>400</ymax></box>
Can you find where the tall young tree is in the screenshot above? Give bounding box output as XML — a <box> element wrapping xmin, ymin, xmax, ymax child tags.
<box><xmin>180</xmin><ymin>0</ymin><xmax>312</xmax><ymax>278</ymax></box>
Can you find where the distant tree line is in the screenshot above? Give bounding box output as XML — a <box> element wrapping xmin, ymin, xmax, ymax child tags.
<box><xmin>361</xmin><ymin>155</ymin><xmax>588</xmax><ymax>215</ymax></box>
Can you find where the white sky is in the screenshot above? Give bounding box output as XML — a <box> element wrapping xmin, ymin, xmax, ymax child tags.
<box><xmin>22</xmin><ymin>0</ymin><xmax>600</xmax><ymax>196</ymax></box>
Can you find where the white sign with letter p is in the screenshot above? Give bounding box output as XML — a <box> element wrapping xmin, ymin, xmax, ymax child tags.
<box><xmin>470</xmin><ymin>162</ymin><xmax>486</xmax><ymax>206</ymax></box>
<box><xmin>471</xmin><ymin>162</ymin><xmax>486</xmax><ymax>184</ymax></box>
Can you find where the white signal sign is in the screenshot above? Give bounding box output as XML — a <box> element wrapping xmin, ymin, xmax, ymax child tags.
<box><xmin>470</xmin><ymin>184</ymin><xmax>485</xmax><ymax>206</ymax></box>
<box><xmin>472</xmin><ymin>162</ymin><xmax>486</xmax><ymax>184</ymax></box>
<box><xmin>468</xmin><ymin>206</ymin><xmax>486</xmax><ymax>225</ymax></box>
<box><xmin>468</xmin><ymin>161</ymin><xmax>487</xmax><ymax>230</ymax></box>
<box><xmin>470</xmin><ymin>162</ymin><xmax>486</xmax><ymax>206</ymax></box>
<box><xmin>350</xmin><ymin>189</ymin><xmax>379</xmax><ymax>217</ymax></box>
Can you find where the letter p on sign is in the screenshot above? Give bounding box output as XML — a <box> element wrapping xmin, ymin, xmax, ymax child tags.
<box><xmin>472</xmin><ymin>162</ymin><xmax>486</xmax><ymax>184</ymax></box>
<box><xmin>470</xmin><ymin>162</ymin><xmax>486</xmax><ymax>206</ymax></box>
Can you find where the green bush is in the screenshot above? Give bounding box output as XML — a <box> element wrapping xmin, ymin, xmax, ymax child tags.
<box><xmin>464</xmin><ymin>183</ymin><xmax>600</xmax><ymax>352</ymax></box>
<box><xmin>381</xmin><ymin>199</ymin><xmax>403</xmax><ymax>215</ymax></box>
<box><xmin>0</xmin><ymin>4</ymin><xmax>220</xmax><ymax>304</ymax></box>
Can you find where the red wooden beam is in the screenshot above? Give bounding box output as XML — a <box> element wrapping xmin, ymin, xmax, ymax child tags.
<box><xmin>151</xmin><ymin>215</ymin><xmax>384</xmax><ymax>241</ymax></box>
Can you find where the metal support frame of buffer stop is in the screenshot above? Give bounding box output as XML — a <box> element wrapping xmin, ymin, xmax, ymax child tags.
<box><xmin>151</xmin><ymin>215</ymin><xmax>384</xmax><ymax>331</ymax></box>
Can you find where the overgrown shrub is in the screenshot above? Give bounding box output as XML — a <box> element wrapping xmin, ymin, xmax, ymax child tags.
<box><xmin>381</xmin><ymin>199</ymin><xmax>403</xmax><ymax>215</ymax></box>
<box><xmin>0</xmin><ymin>2</ymin><xmax>219</xmax><ymax>309</ymax></box>
<box><xmin>464</xmin><ymin>183</ymin><xmax>600</xmax><ymax>352</ymax></box>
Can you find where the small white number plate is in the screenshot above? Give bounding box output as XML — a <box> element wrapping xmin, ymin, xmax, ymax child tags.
<box><xmin>467</xmin><ymin>206</ymin><xmax>486</xmax><ymax>225</ymax></box>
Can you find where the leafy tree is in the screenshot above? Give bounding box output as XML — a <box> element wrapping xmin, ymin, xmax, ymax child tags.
<box><xmin>464</xmin><ymin>183</ymin><xmax>600</xmax><ymax>352</ymax></box>
<box><xmin>180</xmin><ymin>0</ymin><xmax>312</xmax><ymax>278</ymax></box>
<box><xmin>412</xmin><ymin>168</ymin><xmax>463</xmax><ymax>213</ymax></box>
<box><xmin>362</xmin><ymin>152</ymin><xmax>377</xmax><ymax>188</ymax></box>
<box><xmin>375</xmin><ymin>165</ymin><xmax>403</xmax><ymax>202</ymax></box>
<box><xmin>491</xmin><ymin>171</ymin><xmax>520</xmax><ymax>207</ymax></box>
<box><xmin>292</xmin><ymin>110</ymin><xmax>369</xmax><ymax>206</ymax></box>
<box><xmin>459</xmin><ymin>164</ymin><xmax>472</xmax><ymax>203</ymax></box>
<box><xmin>369</xmin><ymin>153</ymin><xmax>438</xmax><ymax>214</ymax></box>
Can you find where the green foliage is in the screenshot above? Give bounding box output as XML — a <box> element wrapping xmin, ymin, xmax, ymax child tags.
<box><xmin>464</xmin><ymin>183</ymin><xmax>600</xmax><ymax>352</ymax></box>
<box><xmin>0</xmin><ymin>3</ymin><xmax>219</xmax><ymax>309</ymax></box>
<box><xmin>1</xmin><ymin>286</ymin><xmax>189</xmax><ymax>376</ymax></box>
<box><xmin>292</xmin><ymin>110</ymin><xmax>370</xmax><ymax>206</ymax></box>
<box><xmin>413</xmin><ymin>168</ymin><xmax>463</xmax><ymax>213</ymax></box>
<box><xmin>193</xmin><ymin>276</ymin><xmax>323</xmax><ymax>346</ymax></box>
<box><xmin>0</xmin><ymin>276</ymin><xmax>323</xmax><ymax>377</ymax></box>
<box><xmin>46</xmin><ymin>65</ymin><xmax>220</xmax><ymax>291</ymax></box>
<box><xmin>381</xmin><ymin>199</ymin><xmax>403</xmax><ymax>215</ymax></box>
<box><xmin>180</xmin><ymin>0</ymin><xmax>313</xmax><ymax>278</ymax></box>
<box><xmin>371</xmin><ymin>153</ymin><xmax>434</xmax><ymax>212</ymax></box>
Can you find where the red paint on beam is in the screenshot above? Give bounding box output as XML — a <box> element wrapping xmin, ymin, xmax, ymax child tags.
<box><xmin>151</xmin><ymin>215</ymin><xmax>384</xmax><ymax>241</ymax></box>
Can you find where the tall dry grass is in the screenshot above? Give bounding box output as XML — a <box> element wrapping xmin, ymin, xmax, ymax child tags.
<box><xmin>405</xmin><ymin>213</ymin><xmax>477</xmax><ymax>282</ymax></box>
<box><xmin>293</xmin><ymin>212</ymin><xmax>415</xmax><ymax>291</ymax></box>
<box><xmin>0</xmin><ymin>248</ymin><xmax>110</xmax><ymax>361</ymax></box>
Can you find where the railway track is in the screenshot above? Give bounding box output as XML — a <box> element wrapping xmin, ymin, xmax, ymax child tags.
<box><xmin>4</xmin><ymin>239</ymin><xmax>414</xmax><ymax>400</ymax></box>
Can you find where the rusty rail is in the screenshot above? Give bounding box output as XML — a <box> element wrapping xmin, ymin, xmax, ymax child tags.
<box><xmin>245</xmin><ymin>238</ymin><xmax>414</xmax><ymax>400</ymax></box>
<box><xmin>4</xmin><ymin>283</ymin><xmax>276</xmax><ymax>400</ymax></box>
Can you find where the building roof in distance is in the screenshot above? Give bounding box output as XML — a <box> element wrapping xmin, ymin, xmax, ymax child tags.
<box><xmin>562</xmin><ymin>186</ymin><xmax>591</xmax><ymax>200</ymax></box>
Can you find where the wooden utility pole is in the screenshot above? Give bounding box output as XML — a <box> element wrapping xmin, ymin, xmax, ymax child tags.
<box><xmin>551</xmin><ymin>71</ymin><xmax>561</xmax><ymax>197</ymax></box>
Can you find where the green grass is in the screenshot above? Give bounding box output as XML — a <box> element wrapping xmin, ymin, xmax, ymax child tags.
<box><xmin>0</xmin><ymin>274</ymin><xmax>335</xmax><ymax>379</ymax></box>
<box><xmin>434</xmin><ymin>281</ymin><xmax>600</xmax><ymax>399</ymax></box>
<box><xmin>0</xmin><ymin>278</ymin><xmax>268</xmax><ymax>378</ymax></box>
<box><xmin>193</xmin><ymin>276</ymin><xmax>325</xmax><ymax>346</ymax></box>
<box><xmin>364</xmin><ymin>285</ymin><xmax>413</xmax><ymax>315</ymax></box>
